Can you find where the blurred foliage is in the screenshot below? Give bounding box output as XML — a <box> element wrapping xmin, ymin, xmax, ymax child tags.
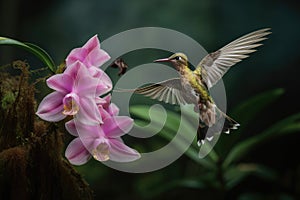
<box><xmin>128</xmin><ymin>88</ymin><xmax>300</xmax><ymax>199</ymax></box>
<box><xmin>0</xmin><ymin>0</ymin><xmax>300</xmax><ymax>199</ymax></box>
<box><xmin>73</xmin><ymin>88</ymin><xmax>300</xmax><ymax>199</ymax></box>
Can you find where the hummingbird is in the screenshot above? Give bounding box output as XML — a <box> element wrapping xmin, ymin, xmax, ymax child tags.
<box><xmin>130</xmin><ymin>28</ymin><xmax>271</xmax><ymax>146</ymax></box>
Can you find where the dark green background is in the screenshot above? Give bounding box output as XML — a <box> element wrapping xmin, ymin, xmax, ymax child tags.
<box><xmin>1</xmin><ymin>0</ymin><xmax>300</xmax><ymax>199</ymax></box>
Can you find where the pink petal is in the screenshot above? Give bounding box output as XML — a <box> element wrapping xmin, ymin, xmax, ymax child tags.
<box><xmin>65</xmin><ymin>48</ymin><xmax>87</xmax><ymax>66</ymax></box>
<box><xmin>65</xmin><ymin>138</ymin><xmax>91</xmax><ymax>165</ymax></box>
<box><xmin>65</xmin><ymin>120</ymin><xmax>78</xmax><ymax>137</ymax></box>
<box><xmin>102</xmin><ymin>116</ymin><xmax>133</xmax><ymax>138</ymax></box>
<box><xmin>64</xmin><ymin>61</ymin><xmax>83</xmax><ymax>80</ymax></box>
<box><xmin>107</xmin><ymin>103</ymin><xmax>119</xmax><ymax>116</ymax></box>
<box><xmin>102</xmin><ymin>94</ymin><xmax>111</xmax><ymax>108</ymax></box>
<box><xmin>65</xmin><ymin>35</ymin><xmax>110</xmax><ymax>69</ymax></box>
<box><xmin>98</xmin><ymin>95</ymin><xmax>120</xmax><ymax>116</ymax></box>
<box><xmin>93</xmin><ymin>68</ymin><xmax>112</xmax><ymax>87</ymax></box>
<box><xmin>75</xmin><ymin>97</ymin><xmax>102</xmax><ymax>125</ymax></box>
<box><xmin>87</xmin><ymin>67</ymin><xmax>112</xmax><ymax>95</ymax></box>
<box><xmin>82</xmin><ymin>35</ymin><xmax>100</xmax><ymax>52</ymax></box>
<box><xmin>98</xmin><ymin>106</ymin><xmax>111</xmax><ymax>121</ymax></box>
<box><xmin>95</xmin><ymin>97</ymin><xmax>107</xmax><ymax>105</ymax></box>
<box><xmin>86</xmin><ymin>48</ymin><xmax>110</xmax><ymax>67</ymax></box>
<box><xmin>36</xmin><ymin>92</ymin><xmax>65</xmax><ymax>122</ymax></box>
<box><xmin>108</xmin><ymin>138</ymin><xmax>140</xmax><ymax>162</ymax></box>
<box><xmin>46</xmin><ymin>73</ymin><xmax>73</xmax><ymax>93</ymax></box>
<box><xmin>73</xmin><ymin>121</ymin><xmax>106</xmax><ymax>153</ymax></box>
<box><xmin>75</xmin><ymin>68</ymin><xmax>104</xmax><ymax>97</ymax></box>
<box><xmin>96</xmin><ymin>73</ymin><xmax>112</xmax><ymax>95</ymax></box>
<box><xmin>68</xmin><ymin>62</ymin><xmax>111</xmax><ymax>98</ymax></box>
<box><xmin>73</xmin><ymin>119</ymin><xmax>103</xmax><ymax>139</ymax></box>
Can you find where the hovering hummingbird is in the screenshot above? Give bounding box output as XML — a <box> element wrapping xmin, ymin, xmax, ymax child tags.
<box><xmin>129</xmin><ymin>28</ymin><xmax>271</xmax><ymax>146</ymax></box>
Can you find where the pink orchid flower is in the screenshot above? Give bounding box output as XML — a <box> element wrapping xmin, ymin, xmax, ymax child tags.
<box><xmin>65</xmin><ymin>94</ymin><xmax>140</xmax><ymax>165</ymax></box>
<box><xmin>36</xmin><ymin>35</ymin><xmax>140</xmax><ymax>165</ymax></box>
<box><xmin>64</xmin><ymin>116</ymin><xmax>140</xmax><ymax>165</ymax></box>
<box><xmin>36</xmin><ymin>61</ymin><xmax>104</xmax><ymax>124</ymax></box>
<box><xmin>65</xmin><ymin>35</ymin><xmax>112</xmax><ymax>92</ymax></box>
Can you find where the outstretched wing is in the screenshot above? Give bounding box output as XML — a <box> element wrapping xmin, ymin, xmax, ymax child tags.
<box><xmin>133</xmin><ymin>78</ymin><xmax>196</xmax><ymax>105</ymax></box>
<box><xmin>195</xmin><ymin>28</ymin><xmax>271</xmax><ymax>88</ymax></box>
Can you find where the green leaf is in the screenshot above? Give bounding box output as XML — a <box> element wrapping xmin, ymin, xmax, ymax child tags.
<box><xmin>137</xmin><ymin>177</ymin><xmax>206</xmax><ymax>199</ymax></box>
<box><xmin>215</xmin><ymin>88</ymin><xmax>285</xmax><ymax>158</ymax></box>
<box><xmin>130</xmin><ymin>105</ymin><xmax>180</xmax><ymax>132</ymax></box>
<box><xmin>224</xmin><ymin>163</ymin><xmax>277</xmax><ymax>189</ymax></box>
<box><xmin>131</xmin><ymin>105</ymin><xmax>216</xmax><ymax>169</ymax></box>
<box><xmin>223</xmin><ymin>113</ymin><xmax>300</xmax><ymax>168</ymax></box>
<box><xmin>0</xmin><ymin>37</ymin><xmax>56</xmax><ymax>72</ymax></box>
<box><xmin>231</xmin><ymin>88</ymin><xmax>284</xmax><ymax>130</ymax></box>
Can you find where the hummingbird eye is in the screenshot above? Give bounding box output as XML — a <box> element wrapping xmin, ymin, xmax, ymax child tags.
<box><xmin>174</xmin><ymin>56</ymin><xmax>181</xmax><ymax>61</ymax></box>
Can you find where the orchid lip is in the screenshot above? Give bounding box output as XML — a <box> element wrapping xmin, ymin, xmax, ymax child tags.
<box><xmin>153</xmin><ymin>58</ymin><xmax>170</xmax><ymax>63</ymax></box>
<box><xmin>92</xmin><ymin>142</ymin><xmax>110</xmax><ymax>162</ymax></box>
<box><xmin>62</xmin><ymin>93</ymin><xmax>80</xmax><ymax>116</ymax></box>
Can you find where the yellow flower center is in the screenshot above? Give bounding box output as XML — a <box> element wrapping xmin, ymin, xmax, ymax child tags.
<box><xmin>63</xmin><ymin>99</ymin><xmax>79</xmax><ymax>115</ymax></box>
<box><xmin>92</xmin><ymin>142</ymin><xmax>110</xmax><ymax>161</ymax></box>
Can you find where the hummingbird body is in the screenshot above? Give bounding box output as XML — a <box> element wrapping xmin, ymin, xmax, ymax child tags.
<box><xmin>132</xmin><ymin>28</ymin><xmax>271</xmax><ymax>146</ymax></box>
<box><xmin>159</xmin><ymin>53</ymin><xmax>225</xmax><ymax>144</ymax></box>
<box><xmin>177</xmin><ymin>62</ymin><xmax>216</xmax><ymax>126</ymax></box>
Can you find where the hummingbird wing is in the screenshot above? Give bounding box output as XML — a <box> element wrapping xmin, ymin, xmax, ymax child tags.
<box><xmin>133</xmin><ymin>78</ymin><xmax>197</xmax><ymax>105</ymax></box>
<box><xmin>195</xmin><ymin>28</ymin><xmax>271</xmax><ymax>88</ymax></box>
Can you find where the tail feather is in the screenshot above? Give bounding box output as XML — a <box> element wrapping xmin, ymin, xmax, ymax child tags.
<box><xmin>197</xmin><ymin>124</ymin><xmax>208</xmax><ymax>146</ymax></box>
<box><xmin>197</xmin><ymin>113</ymin><xmax>239</xmax><ymax>147</ymax></box>
<box><xmin>222</xmin><ymin>114</ymin><xmax>240</xmax><ymax>134</ymax></box>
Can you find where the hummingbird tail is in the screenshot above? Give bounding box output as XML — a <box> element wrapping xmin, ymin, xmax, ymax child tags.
<box><xmin>222</xmin><ymin>114</ymin><xmax>240</xmax><ymax>134</ymax></box>
<box><xmin>197</xmin><ymin>112</ymin><xmax>240</xmax><ymax>147</ymax></box>
<box><xmin>197</xmin><ymin>124</ymin><xmax>210</xmax><ymax>146</ymax></box>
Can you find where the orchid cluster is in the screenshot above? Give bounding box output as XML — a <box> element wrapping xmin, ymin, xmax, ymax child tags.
<box><xmin>36</xmin><ymin>36</ymin><xmax>140</xmax><ymax>165</ymax></box>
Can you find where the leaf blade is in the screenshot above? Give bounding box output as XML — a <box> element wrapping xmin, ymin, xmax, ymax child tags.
<box><xmin>0</xmin><ymin>37</ymin><xmax>56</xmax><ymax>72</ymax></box>
<box><xmin>223</xmin><ymin>113</ymin><xmax>300</xmax><ymax>168</ymax></box>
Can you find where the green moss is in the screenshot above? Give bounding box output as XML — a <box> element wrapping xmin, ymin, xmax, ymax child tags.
<box><xmin>0</xmin><ymin>61</ymin><xmax>94</xmax><ymax>199</ymax></box>
<box><xmin>1</xmin><ymin>91</ymin><xmax>16</xmax><ymax>109</ymax></box>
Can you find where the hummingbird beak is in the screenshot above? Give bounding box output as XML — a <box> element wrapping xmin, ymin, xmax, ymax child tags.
<box><xmin>154</xmin><ymin>58</ymin><xmax>170</xmax><ymax>63</ymax></box>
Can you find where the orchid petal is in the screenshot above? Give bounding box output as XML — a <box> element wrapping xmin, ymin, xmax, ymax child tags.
<box><xmin>102</xmin><ymin>94</ymin><xmax>111</xmax><ymax>107</ymax></box>
<box><xmin>63</xmin><ymin>61</ymin><xmax>83</xmax><ymax>79</ymax></box>
<box><xmin>73</xmin><ymin>119</ymin><xmax>103</xmax><ymax>139</ymax></box>
<box><xmin>75</xmin><ymin>97</ymin><xmax>102</xmax><ymax>125</ymax></box>
<box><xmin>86</xmin><ymin>48</ymin><xmax>110</xmax><ymax>67</ymax></box>
<box><xmin>93</xmin><ymin>68</ymin><xmax>112</xmax><ymax>88</ymax></box>
<box><xmin>74</xmin><ymin>122</ymin><xmax>106</xmax><ymax>154</ymax></box>
<box><xmin>82</xmin><ymin>35</ymin><xmax>100</xmax><ymax>52</ymax></box>
<box><xmin>65</xmin><ymin>48</ymin><xmax>88</xmax><ymax>66</ymax></box>
<box><xmin>107</xmin><ymin>103</ymin><xmax>119</xmax><ymax>116</ymax></box>
<box><xmin>65</xmin><ymin>138</ymin><xmax>91</xmax><ymax>165</ymax></box>
<box><xmin>75</xmin><ymin>70</ymin><xmax>103</xmax><ymax>97</ymax></box>
<box><xmin>87</xmin><ymin>67</ymin><xmax>112</xmax><ymax>95</ymax></box>
<box><xmin>95</xmin><ymin>97</ymin><xmax>107</xmax><ymax>105</ymax></box>
<box><xmin>102</xmin><ymin>116</ymin><xmax>133</xmax><ymax>138</ymax></box>
<box><xmin>98</xmin><ymin>106</ymin><xmax>111</xmax><ymax>121</ymax></box>
<box><xmin>46</xmin><ymin>74</ymin><xmax>72</xmax><ymax>93</ymax></box>
<box><xmin>109</xmin><ymin>138</ymin><xmax>141</xmax><ymax>162</ymax></box>
<box><xmin>36</xmin><ymin>91</ymin><xmax>65</xmax><ymax>122</ymax></box>
<box><xmin>65</xmin><ymin>35</ymin><xmax>110</xmax><ymax>69</ymax></box>
<box><xmin>65</xmin><ymin>120</ymin><xmax>78</xmax><ymax>137</ymax></box>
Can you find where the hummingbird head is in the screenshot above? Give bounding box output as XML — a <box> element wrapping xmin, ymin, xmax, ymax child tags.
<box><xmin>154</xmin><ymin>52</ymin><xmax>188</xmax><ymax>71</ymax></box>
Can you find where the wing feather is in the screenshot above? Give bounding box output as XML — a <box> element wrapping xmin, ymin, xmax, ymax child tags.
<box><xmin>196</xmin><ymin>28</ymin><xmax>271</xmax><ymax>88</ymax></box>
<box><xmin>133</xmin><ymin>78</ymin><xmax>191</xmax><ymax>105</ymax></box>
